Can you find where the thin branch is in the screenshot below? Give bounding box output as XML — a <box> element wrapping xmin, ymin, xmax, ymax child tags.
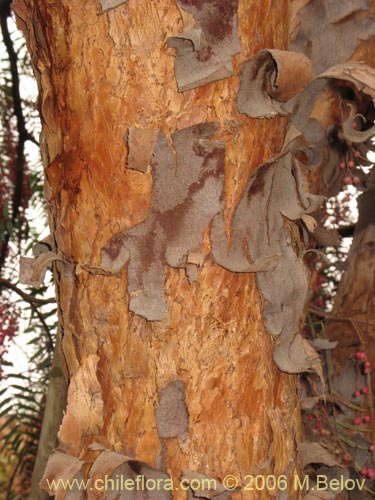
<box><xmin>0</xmin><ymin>279</ymin><xmax>55</xmax><ymax>353</ymax></box>
<box><xmin>0</xmin><ymin>279</ymin><xmax>55</xmax><ymax>305</ymax></box>
<box><xmin>0</xmin><ymin>13</ymin><xmax>26</xmax><ymax>212</ymax></box>
<box><xmin>308</xmin><ymin>306</ymin><xmax>375</xmax><ymax>328</ymax></box>
<box><xmin>26</xmin><ymin>131</ymin><xmax>39</xmax><ymax>146</ymax></box>
<box><xmin>6</xmin><ymin>447</ymin><xmax>25</xmax><ymax>499</ymax></box>
<box><xmin>0</xmin><ymin>10</ymin><xmax>38</xmax><ymax>267</ymax></box>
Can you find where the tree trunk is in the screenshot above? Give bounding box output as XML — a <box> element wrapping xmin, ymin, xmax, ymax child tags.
<box><xmin>27</xmin><ymin>334</ymin><xmax>67</xmax><ymax>500</ymax></box>
<box><xmin>324</xmin><ymin>190</ymin><xmax>375</xmax><ymax>445</ymax></box>
<box><xmin>14</xmin><ymin>1</ymin><xmax>304</xmax><ymax>498</ymax></box>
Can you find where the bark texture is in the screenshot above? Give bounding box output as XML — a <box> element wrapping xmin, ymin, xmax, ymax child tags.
<box><xmin>14</xmin><ymin>1</ymin><xmax>302</xmax><ymax>498</ymax></box>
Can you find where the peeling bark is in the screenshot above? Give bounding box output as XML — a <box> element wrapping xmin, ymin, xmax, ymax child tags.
<box><xmin>14</xmin><ymin>0</ymin><xmax>302</xmax><ymax>499</ymax></box>
<box><xmin>167</xmin><ymin>0</ymin><xmax>241</xmax><ymax>91</ymax></box>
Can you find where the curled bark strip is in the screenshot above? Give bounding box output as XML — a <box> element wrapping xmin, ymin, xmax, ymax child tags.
<box><xmin>42</xmin><ymin>448</ymin><xmax>171</xmax><ymax>499</ymax></box>
<box><xmin>311</xmin><ymin>338</ymin><xmax>338</xmax><ymax>350</ymax></box>
<box><xmin>40</xmin><ymin>451</ymin><xmax>84</xmax><ymax>498</ymax></box>
<box><xmin>167</xmin><ymin>0</ymin><xmax>241</xmax><ymax>92</ymax></box>
<box><xmin>211</xmin><ymin>153</ymin><xmax>322</xmax><ymax>374</ymax></box>
<box><xmin>297</xmin><ymin>145</ymin><xmax>323</xmax><ymax>170</ymax></box>
<box><xmin>289</xmin><ymin>0</ymin><xmax>311</xmax><ymax>42</ymax></box>
<box><xmin>88</xmin><ymin>449</ymin><xmax>171</xmax><ymax>500</ymax></box>
<box><xmin>273</xmin><ymin>329</ymin><xmax>323</xmax><ymax>376</ymax></box>
<box><xmin>325</xmin><ymin>0</ymin><xmax>369</xmax><ymax>24</ymax></box>
<box><xmin>237</xmin><ymin>50</ymin><xmax>312</xmax><ymax>118</ymax></box>
<box><xmin>320</xmin><ymin>148</ymin><xmax>344</xmax><ymax>197</ymax></box>
<box><xmin>342</xmin><ymin>113</ymin><xmax>375</xmax><ymax>144</ymax></box>
<box><xmin>319</xmin><ymin>62</ymin><xmax>375</xmax><ymax>102</ymax></box>
<box><xmin>168</xmin><ymin>27</ymin><xmax>205</xmax><ymax>52</ymax></box>
<box><xmin>19</xmin><ymin>251</ymin><xmax>65</xmax><ymax>287</ymax></box>
<box><xmin>290</xmin><ymin>1</ymin><xmax>375</xmax><ymax>75</ymax></box>
<box><xmin>32</xmin><ymin>234</ymin><xmax>54</xmax><ymax>257</ymax></box>
<box><xmin>303</xmin><ymin>118</ymin><xmax>324</xmax><ymax>143</ymax></box>
<box><xmin>301</xmin><ymin>214</ymin><xmax>317</xmax><ymax>233</ymax></box>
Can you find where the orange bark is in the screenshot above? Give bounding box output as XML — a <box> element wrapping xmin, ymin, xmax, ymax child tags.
<box><xmin>15</xmin><ymin>1</ymin><xmax>302</xmax><ymax>498</ymax></box>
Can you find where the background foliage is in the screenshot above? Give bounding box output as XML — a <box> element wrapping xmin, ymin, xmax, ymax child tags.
<box><xmin>0</xmin><ymin>3</ymin><xmax>56</xmax><ymax>498</ymax></box>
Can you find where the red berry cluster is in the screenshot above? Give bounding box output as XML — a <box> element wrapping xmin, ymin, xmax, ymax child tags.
<box><xmin>352</xmin><ymin>352</ymin><xmax>372</xmax><ymax>425</ymax></box>
<box><xmin>353</xmin><ymin>415</ymin><xmax>371</xmax><ymax>425</ymax></box>
<box><xmin>339</xmin><ymin>131</ymin><xmax>372</xmax><ymax>187</ymax></box>
<box><xmin>354</xmin><ymin>351</ymin><xmax>372</xmax><ymax>375</ymax></box>
<box><xmin>0</xmin><ymin>303</ymin><xmax>18</xmax><ymax>370</ymax></box>
<box><xmin>360</xmin><ymin>468</ymin><xmax>375</xmax><ymax>479</ymax></box>
<box><xmin>353</xmin><ymin>386</ymin><xmax>369</xmax><ymax>398</ymax></box>
<box><xmin>305</xmin><ymin>412</ymin><xmax>331</xmax><ymax>437</ymax></box>
<box><xmin>339</xmin><ymin>150</ymin><xmax>364</xmax><ymax>186</ymax></box>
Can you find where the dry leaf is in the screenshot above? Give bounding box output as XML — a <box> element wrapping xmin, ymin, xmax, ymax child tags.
<box><xmin>301</xmin><ymin>214</ymin><xmax>317</xmax><ymax>233</ymax></box>
<box><xmin>311</xmin><ymin>339</ymin><xmax>338</xmax><ymax>351</ymax></box>
<box><xmin>299</xmin><ymin>442</ymin><xmax>340</xmax><ymax>469</ymax></box>
<box><xmin>313</xmin><ymin>227</ymin><xmax>340</xmax><ymax>247</ymax></box>
<box><xmin>300</xmin><ymin>396</ymin><xmax>320</xmax><ymax>410</ymax></box>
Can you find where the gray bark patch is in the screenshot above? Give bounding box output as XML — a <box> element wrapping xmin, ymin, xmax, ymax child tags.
<box><xmin>211</xmin><ymin>153</ymin><xmax>323</xmax><ymax>374</ymax></box>
<box><xmin>167</xmin><ymin>0</ymin><xmax>240</xmax><ymax>91</ymax></box>
<box><xmin>101</xmin><ymin>123</ymin><xmax>225</xmax><ymax>321</ymax></box>
<box><xmin>290</xmin><ymin>0</ymin><xmax>375</xmax><ymax>75</ymax></box>
<box><xmin>155</xmin><ymin>379</ymin><xmax>189</xmax><ymax>438</ymax></box>
<box><xmin>100</xmin><ymin>0</ymin><xmax>128</xmax><ymax>13</ymax></box>
<box><xmin>108</xmin><ymin>462</ymin><xmax>172</xmax><ymax>499</ymax></box>
<box><xmin>237</xmin><ymin>50</ymin><xmax>312</xmax><ymax>118</ymax></box>
<box><xmin>127</xmin><ymin>128</ymin><xmax>159</xmax><ymax>173</ymax></box>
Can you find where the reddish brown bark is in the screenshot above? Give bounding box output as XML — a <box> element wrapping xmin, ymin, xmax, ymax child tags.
<box><xmin>14</xmin><ymin>1</ymin><xmax>302</xmax><ymax>498</ymax></box>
